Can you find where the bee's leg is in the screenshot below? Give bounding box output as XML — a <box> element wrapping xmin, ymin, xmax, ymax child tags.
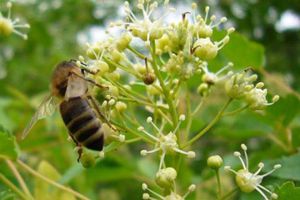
<box><xmin>67</xmin><ymin>132</ymin><xmax>83</xmax><ymax>162</ymax></box>
<box><xmin>70</xmin><ymin>72</ymin><xmax>108</xmax><ymax>90</ymax></box>
<box><xmin>77</xmin><ymin>145</ymin><xmax>83</xmax><ymax>162</ymax></box>
<box><xmin>87</xmin><ymin>95</ymin><xmax>117</xmax><ymax>131</ymax></box>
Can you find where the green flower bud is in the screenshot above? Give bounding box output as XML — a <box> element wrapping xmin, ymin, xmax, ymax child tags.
<box><xmin>155</xmin><ymin>167</ymin><xmax>177</xmax><ymax>189</ymax></box>
<box><xmin>115</xmin><ymin>101</ymin><xmax>127</xmax><ymax>112</ymax></box>
<box><xmin>207</xmin><ymin>155</ymin><xmax>223</xmax><ymax>169</ymax></box>
<box><xmin>116</xmin><ymin>33</ymin><xmax>132</xmax><ymax>51</ymax></box>
<box><xmin>95</xmin><ymin>61</ymin><xmax>109</xmax><ymax>75</ymax></box>
<box><xmin>111</xmin><ymin>49</ymin><xmax>123</xmax><ymax>63</ymax></box>
<box><xmin>193</xmin><ymin>38</ymin><xmax>218</xmax><ymax>60</ymax></box>
<box><xmin>156</xmin><ymin>34</ymin><xmax>171</xmax><ymax>55</ymax></box>
<box><xmin>147</xmin><ymin>85</ymin><xmax>161</xmax><ymax>95</ymax></box>
<box><xmin>197</xmin><ymin>83</ymin><xmax>209</xmax><ymax>96</ymax></box>
<box><xmin>106</xmin><ymin>72</ymin><xmax>120</xmax><ymax>81</ymax></box>
<box><xmin>0</xmin><ymin>18</ymin><xmax>13</xmax><ymax>36</ymax></box>
<box><xmin>80</xmin><ymin>152</ymin><xmax>96</xmax><ymax>168</ymax></box>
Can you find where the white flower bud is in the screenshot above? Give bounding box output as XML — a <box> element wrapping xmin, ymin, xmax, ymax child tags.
<box><xmin>108</xmin><ymin>99</ymin><xmax>116</xmax><ymax>106</ymax></box>
<box><xmin>118</xmin><ymin>134</ymin><xmax>125</xmax><ymax>142</ymax></box>
<box><xmin>272</xmin><ymin>95</ymin><xmax>280</xmax><ymax>103</ymax></box>
<box><xmin>138</xmin><ymin>126</ymin><xmax>145</xmax><ymax>131</ymax></box>
<box><xmin>188</xmin><ymin>184</ymin><xmax>196</xmax><ymax>192</ymax></box>
<box><xmin>234</xmin><ymin>151</ymin><xmax>241</xmax><ymax>157</ymax></box>
<box><xmin>179</xmin><ymin>114</ymin><xmax>186</xmax><ymax>121</ymax></box>
<box><xmin>142</xmin><ymin>183</ymin><xmax>148</xmax><ymax>190</ymax></box>
<box><xmin>140</xmin><ymin>150</ymin><xmax>147</xmax><ymax>156</ymax></box>
<box><xmin>146</xmin><ymin>116</ymin><xmax>153</xmax><ymax>123</ymax></box>
<box><xmin>241</xmin><ymin>144</ymin><xmax>247</xmax><ymax>151</ymax></box>
<box><xmin>271</xmin><ymin>193</ymin><xmax>278</xmax><ymax>199</ymax></box>
<box><xmin>274</xmin><ymin>164</ymin><xmax>282</xmax><ymax>169</ymax></box>
<box><xmin>142</xmin><ymin>193</ymin><xmax>150</xmax><ymax>199</ymax></box>
<box><xmin>187</xmin><ymin>151</ymin><xmax>196</xmax><ymax>158</ymax></box>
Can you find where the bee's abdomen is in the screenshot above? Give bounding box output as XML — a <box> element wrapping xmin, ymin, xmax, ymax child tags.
<box><xmin>59</xmin><ymin>97</ymin><xmax>104</xmax><ymax>151</ymax></box>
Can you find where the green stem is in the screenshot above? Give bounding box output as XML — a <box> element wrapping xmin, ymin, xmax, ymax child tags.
<box><xmin>220</xmin><ymin>187</ymin><xmax>238</xmax><ymax>200</ymax></box>
<box><xmin>183</xmin><ymin>98</ymin><xmax>232</xmax><ymax>148</ymax></box>
<box><xmin>0</xmin><ymin>173</ymin><xmax>30</xmax><ymax>200</ymax></box>
<box><xmin>216</xmin><ymin>170</ymin><xmax>222</xmax><ymax>199</ymax></box>
<box><xmin>150</xmin><ymin>40</ymin><xmax>178</xmax><ymax>127</ymax></box>
<box><xmin>103</xmin><ymin>57</ymin><xmax>139</xmax><ymax>77</ymax></box>
<box><xmin>191</xmin><ymin>98</ymin><xmax>205</xmax><ymax>116</ymax></box>
<box><xmin>222</xmin><ymin>105</ymin><xmax>249</xmax><ymax>116</ymax></box>
<box><xmin>17</xmin><ymin>160</ymin><xmax>90</xmax><ymax>200</ymax></box>
<box><xmin>5</xmin><ymin>160</ymin><xmax>34</xmax><ymax>199</ymax></box>
<box><xmin>127</xmin><ymin>45</ymin><xmax>147</xmax><ymax>60</ymax></box>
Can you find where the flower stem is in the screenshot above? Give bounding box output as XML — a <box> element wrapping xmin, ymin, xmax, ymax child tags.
<box><xmin>220</xmin><ymin>187</ymin><xmax>238</xmax><ymax>200</ymax></box>
<box><xmin>127</xmin><ymin>45</ymin><xmax>147</xmax><ymax>60</ymax></box>
<box><xmin>222</xmin><ymin>104</ymin><xmax>249</xmax><ymax>116</ymax></box>
<box><xmin>5</xmin><ymin>159</ymin><xmax>33</xmax><ymax>199</ymax></box>
<box><xmin>17</xmin><ymin>160</ymin><xmax>90</xmax><ymax>200</ymax></box>
<box><xmin>0</xmin><ymin>173</ymin><xmax>30</xmax><ymax>200</ymax></box>
<box><xmin>183</xmin><ymin>98</ymin><xmax>232</xmax><ymax>148</ymax></box>
<box><xmin>150</xmin><ymin>40</ymin><xmax>178</xmax><ymax>127</ymax></box>
<box><xmin>215</xmin><ymin>169</ymin><xmax>222</xmax><ymax>199</ymax></box>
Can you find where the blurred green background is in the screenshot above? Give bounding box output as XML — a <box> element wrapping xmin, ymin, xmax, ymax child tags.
<box><xmin>0</xmin><ymin>0</ymin><xmax>299</xmax><ymax>199</ymax></box>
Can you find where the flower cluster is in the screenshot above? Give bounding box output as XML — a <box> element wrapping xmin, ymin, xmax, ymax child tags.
<box><xmin>0</xmin><ymin>1</ymin><xmax>30</xmax><ymax>39</ymax></box>
<box><xmin>76</xmin><ymin>0</ymin><xmax>281</xmax><ymax>198</ymax></box>
<box><xmin>139</xmin><ymin>115</ymin><xmax>195</xmax><ymax>170</ymax></box>
<box><xmin>225</xmin><ymin>69</ymin><xmax>279</xmax><ymax>110</ymax></box>
<box><xmin>225</xmin><ymin>144</ymin><xmax>281</xmax><ymax>200</ymax></box>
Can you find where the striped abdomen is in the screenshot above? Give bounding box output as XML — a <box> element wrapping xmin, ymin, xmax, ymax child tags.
<box><xmin>59</xmin><ymin>97</ymin><xmax>104</xmax><ymax>151</ymax></box>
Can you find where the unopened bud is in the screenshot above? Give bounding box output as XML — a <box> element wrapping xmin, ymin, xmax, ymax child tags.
<box><xmin>115</xmin><ymin>101</ymin><xmax>127</xmax><ymax>112</ymax></box>
<box><xmin>207</xmin><ymin>155</ymin><xmax>223</xmax><ymax>169</ymax></box>
<box><xmin>155</xmin><ymin>167</ymin><xmax>177</xmax><ymax>189</ymax></box>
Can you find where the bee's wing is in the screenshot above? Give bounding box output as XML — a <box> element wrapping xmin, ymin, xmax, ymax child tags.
<box><xmin>22</xmin><ymin>95</ymin><xmax>57</xmax><ymax>139</ymax></box>
<box><xmin>65</xmin><ymin>73</ymin><xmax>87</xmax><ymax>100</ymax></box>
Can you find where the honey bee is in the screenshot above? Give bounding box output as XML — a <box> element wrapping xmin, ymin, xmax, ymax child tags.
<box><xmin>22</xmin><ymin>60</ymin><xmax>111</xmax><ymax>160</ymax></box>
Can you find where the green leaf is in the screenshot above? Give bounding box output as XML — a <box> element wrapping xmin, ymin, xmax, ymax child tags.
<box><xmin>264</xmin><ymin>152</ymin><xmax>300</xmax><ymax>181</ymax></box>
<box><xmin>276</xmin><ymin>182</ymin><xmax>300</xmax><ymax>200</ymax></box>
<box><xmin>210</xmin><ymin>31</ymin><xmax>265</xmax><ymax>70</ymax></box>
<box><xmin>0</xmin><ymin>125</ymin><xmax>20</xmax><ymax>160</ymax></box>
<box><xmin>266</xmin><ymin>94</ymin><xmax>300</xmax><ymax>126</ymax></box>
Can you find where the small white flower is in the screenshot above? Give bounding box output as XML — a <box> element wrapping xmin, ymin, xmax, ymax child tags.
<box><xmin>0</xmin><ymin>2</ymin><xmax>30</xmax><ymax>39</ymax></box>
<box><xmin>191</xmin><ymin>5</ymin><xmax>235</xmax><ymax>60</ymax></box>
<box><xmin>192</xmin><ymin>5</ymin><xmax>229</xmax><ymax>38</ymax></box>
<box><xmin>245</xmin><ymin>86</ymin><xmax>279</xmax><ymax>110</ymax></box>
<box><xmin>138</xmin><ymin>115</ymin><xmax>195</xmax><ymax>170</ymax></box>
<box><xmin>225</xmin><ymin>144</ymin><xmax>281</xmax><ymax>200</ymax></box>
<box><xmin>117</xmin><ymin>0</ymin><xmax>174</xmax><ymax>45</ymax></box>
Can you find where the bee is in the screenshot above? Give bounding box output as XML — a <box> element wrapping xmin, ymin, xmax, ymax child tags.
<box><xmin>22</xmin><ymin>60</ymin><xmax>111</xmax><ymax>160</ymax></box>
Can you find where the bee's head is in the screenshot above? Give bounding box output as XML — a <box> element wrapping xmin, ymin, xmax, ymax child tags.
<box><xmin>51</xmin><ymin>60</ymin><xmax>82</xmax><ymax>98</ymax></box>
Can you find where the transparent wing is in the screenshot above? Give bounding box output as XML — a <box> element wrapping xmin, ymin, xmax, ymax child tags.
<box><xmin>65</xmin><ymin>73</ymin><xmax>87</xmax><ymax>100</ymax></box>
<box><xmin>22</xmin><ymin>95</ymin><xmax>57</xmax><ymax>139</ymax></box>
